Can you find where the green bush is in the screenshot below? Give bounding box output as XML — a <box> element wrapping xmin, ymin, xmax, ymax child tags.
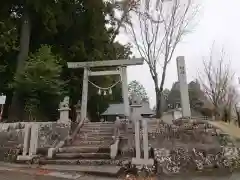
<box><xmin>13</xmin><ymin>45</ymin><xmax>65</xmax><ymax>121</ymax></box>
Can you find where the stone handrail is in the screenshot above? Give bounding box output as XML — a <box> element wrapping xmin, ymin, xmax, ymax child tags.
<box><xmin>110</xmin><ymin>138</ymin><xmax>119</xmax><ymax>159</ymax></box>
<box><xmin>110</xmin><ymin>118</ymin><xmax>130</xmax><ymax>159</ymax></box>
<box><xmin>48</xmin><ymin>115</ymin><xmax>85</xmax><ymax>158</ymax></box>
<box><xmin>110</xmin><ymin>117</ymin><xmax>125</xmax><ymax>159</ymax></box>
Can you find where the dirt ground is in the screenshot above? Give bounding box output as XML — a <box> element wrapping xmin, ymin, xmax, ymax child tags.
<box><xmin>1</xmin><ymin>170</ymin><xmax>240</xmax><ymax>180</ymax></box>
<box><xmin>0</xmin><ymin>170</ymin><xmax>117</xmax><ymax>180</ymax></box>
<box><xmin>208</xmin><ymin>121</ymin><xmax>240</xmax><ymax>139</ymax></box>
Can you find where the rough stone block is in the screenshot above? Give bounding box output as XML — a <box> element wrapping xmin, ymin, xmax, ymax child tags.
<box><xmin>132</xmin><ymin>158</ymin><xmax>154</xmax><ymax>166</ymax></box>
<box><xmin>38</xmin><ymin>122</ymin><xmax>70</xmax><ymax>148</ymax></box>
<box><xmin>48</xmin><ymin>148</ymin><xmax>55</xmax><ymax>159</ymax></box>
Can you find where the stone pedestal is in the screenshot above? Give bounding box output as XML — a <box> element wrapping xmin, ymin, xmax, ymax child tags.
<box><xmin>58</xmin><ymin>107</ymin><xmax>71</xmax><ymax>123</ymax></box>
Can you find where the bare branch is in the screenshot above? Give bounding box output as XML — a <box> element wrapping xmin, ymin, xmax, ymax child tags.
<box><xmin>198</xmin><ymin>45</ymin><xmax>235</xmax><ymax>119</ymax></box>
<box><xmin>109</xmin><ymin>0</ymin><xmax>141</xmax><ymax>43</ymax></box>
<box><xmin>125</xmin><ymin>0</ymin><xmax>198</xmax><ymax>117</ymax></box>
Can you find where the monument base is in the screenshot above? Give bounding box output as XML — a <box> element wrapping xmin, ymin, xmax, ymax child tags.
<box><xmin>57</xmin><ymin>119</ymin><xmax>71</xmax><ymax>124</ymax></box>
<box><xmin>17</xmin><ymin>155</ymin><xmax>38</xmax><ymax>161</ymax></box>
<box><xmin>132</xmin><ymin>158</ymin><xmax>154</xmax><ymax>166</ymax></box>
<box><xmin>58</xmin><ymin>107</ymin><xmax>71</xmax><ymax>123</ymax></box>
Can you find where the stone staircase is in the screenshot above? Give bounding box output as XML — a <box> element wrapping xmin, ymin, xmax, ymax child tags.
<box><xmin>40</xmin><ymin>122</ymin><xmax>123</xmax><ymax>166</ymax></box>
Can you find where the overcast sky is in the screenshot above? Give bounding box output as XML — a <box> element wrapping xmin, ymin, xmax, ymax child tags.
<box><xmin>116</xmin><ymin>0</ymin><xmax>240</xmax><ymax>108</ymax></box>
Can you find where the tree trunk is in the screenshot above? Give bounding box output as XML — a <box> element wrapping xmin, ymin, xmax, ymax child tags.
<box><xmin>8</xmin><ymin>11</ymin><xmax>31</xmax><ymax>121</ymax></box>
<box><xmin>155</xmin><ymin>63</ymin><xmax>168</xmax><ymax>118</ymax></box>
<box><xmin>155</xmin><ymin>89</ymin><xmax>162</xmax><ymax>118</ymax></box>
<box><xmin>237</xmin><ymin>111</ymin><xmax>240</xmax><ymax>127</ymax></box>
<box><xmin>213</xmin><ymin>107</ymin><xmax>221</xmax><ymax>121</ymax></box>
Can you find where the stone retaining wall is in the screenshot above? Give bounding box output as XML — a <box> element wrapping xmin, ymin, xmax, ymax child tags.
<box><xmin>0</xmin><ymin>123</ymin><xmax>25</xmax><ymax>161</ymax></box>
<box><xmin>148</xmin><ymin>120</ymin><xmax>222</xmax><ymax>148</ymax></box>
<box><xmin>154</xmin><ymin>146</ymin><xmax>240</xmax><ymax>174</ymax></box>
<box><xmin>0</xmin><ymin>122</ymin><xmax>70</xmax><ymax>161</ymax></box>
<box><xmin>150</xmin><ymin>119</ymin><xmax>240</xmax><ymax>175</ymax></box>
<box><xmin>0</xmin><ymin>123</ymin><xmax>26</xmax><ymax>147</ymax></box>
<box><xmin>38</xmin><ymin>122</ymin><xmax>70</xmax><ymax>148</ymax></box>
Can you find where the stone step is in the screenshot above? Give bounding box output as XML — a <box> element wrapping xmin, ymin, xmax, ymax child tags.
<box><xmin>76</xmin><ymin>134</ymin><xmax>113</xmax><ymax>139</ymax></box>
<box><xmin>78</xmin><ymin>132</ymin><xmax>113</xmax><ymax>136</ymax></box>
<box><xmin>119</xmin><ymin>133</ymin><xmax>135</xmax><ymax>136</ymax></box>
<box><xmin>81</xmin><ymin>126</ymin><xmax>114</xmax><ymax>129</ymax></box>
<box><xmin>75</xmin><ymin>136</ymin><xmax>113</xmax><ymax>141</ymax></box>
<box><xmin>83</xmin><ymin>123</ymin><xmax>114</xmax><ymax>127</ymax></box>
<box><xmin>38</xmin><ymin>164</ymin><xmax>122</xmax><ymax>177</ymax></box>
<box><xmin>83</xmin><ymin>123</ymin><xmax>114</xmax><ymax>126</ymax></box>
<box><xmin>148</xmin><ymin>124</ymin><xmax>163</xmax><ymax>126</ymax></box>
<box><xmin>80</xmin><ymin>128</ymin><xmax>114</xmax><ymax>131</ymax></box>
<box><xmin>80</xmin><ymin>128</ymin><xmax>113</xmax><ymax>130</ymax></box>
<box><xmin>71</xmin><ymin>140</ymin><xmax>113</xmax><ymax>146</ymax></box>
<box><xmin>79</xmin><ymin>129</ymin><xmax>113</xmax><ymax>133</ymax></box>
<box><xmin>83</xmin><ymin>124</ymin><xmax>114</xmax><ymax>127</ymax></box>
<box><xmin>59</xmin><ymin>146</ymin><xmax>110</xmax><ymax>153</ymax></box>
<box><xmin>55</xmin><ymin>152</ymin><xmax>110</xmax><ymax>159</ymax></box>
<box><xmin>85</xmin><ymin>122</ymin><xmax>114</xmax><ymax>124</ymax></box>
<box><xmin>39</xmin><ymin>159</ymin><xmax>123</xmax><ymax>166</ymax></box>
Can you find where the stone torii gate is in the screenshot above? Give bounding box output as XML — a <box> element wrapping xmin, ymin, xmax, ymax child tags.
<box><xmin>67</xmin><ymin>58</ymin><xmax>144</xmax><ymax>122</ymax></box>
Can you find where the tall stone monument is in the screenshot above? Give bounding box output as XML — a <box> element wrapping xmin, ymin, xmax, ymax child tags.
<box><xmin>176</xmin><ymin>56</ymin><xmax>191</xmax><ymax>117</ymax></box>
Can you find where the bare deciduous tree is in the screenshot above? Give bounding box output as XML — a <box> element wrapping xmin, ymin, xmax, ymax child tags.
<box><xmin>108</xmin><ymin>0</ymin><xmax>141</xmax><ymax>43</ymax></box>
<box><xmin>124</xmin><ymin>0</ymin><xmax>198</xmax><ymax>117</ymax></box>
<box><xmin>234</xmin><ymin>103</ymin><xmax>240</xmax><ymax>127</ymax></box>
<box><xmin>199</xmin><ymin>47</ymin><xmax>234</xmax><ymax>120</ymax></box>
<box><xmin>222</xmin><ymin>85</ymin><xmax>239</xmax><ymax>122</ymax></box>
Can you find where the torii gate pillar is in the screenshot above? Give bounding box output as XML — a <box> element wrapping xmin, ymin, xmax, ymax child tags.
<box><xmin>120</xmin><ymin>66</ymin><xmax>130</xmax><ymax>117</ymax></box>
<box><xmin>81</xmin><ymin>68</ymin><xmax>89</xmax><ymax>122</ymax></box>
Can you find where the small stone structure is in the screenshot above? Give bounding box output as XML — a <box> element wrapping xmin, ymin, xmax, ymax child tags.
<box><xmin>131</xmin><ymin>93</ymin><xmax>154</xmax><ymax>167</ymax></box>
